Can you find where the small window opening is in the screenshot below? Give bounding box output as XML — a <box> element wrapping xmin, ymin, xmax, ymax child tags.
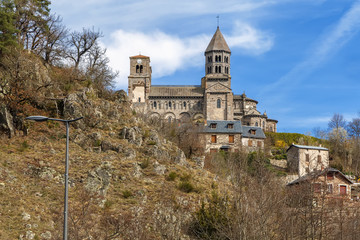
<box><xmin>138</xmin><ymin>97</ymin><xmax>141</xmax><ymax>102</ymax></box>
<box><xmin>217</xmin><ymin>99</ymin><xmax>221</xmax><ymax>108</ymax></box>
<box><xmin>211</xmin><ymin>135</ymin><xmax>217</xmax><ymax>143</ymax></box>
<box><xmin>210</xmin><ymin>123</ymin><xmax>217</xmax><ymax>129</ymax></box>
<box><xmin>228</xmin><ymin>124</ymin><xmax>234</xmax><ymax>129</ymax></box>
<box><xmin>136</xmin><ymin>65</ymin><xmax>139</xmax><ymax>73</ymax></box>
<box><xmin>140</xmin><ymin>65</ymin><xmax>143</xmax><ymax>73</ymax></box>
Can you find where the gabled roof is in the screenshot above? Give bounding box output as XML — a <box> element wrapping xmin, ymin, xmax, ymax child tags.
<box><xmin>242</xmin><ymin>126</ymin><xmax>266</xmax><ymax>139</ymax></box>
<box><xmin>203</xmin><ymin>120</ymin><xmax>242</xmax><ymax>133</ymax></box>
<box><xmin>287</xmin><ymin>168</ymin><xmax>353</xmax><ymax>186</ymax></box>
<box><xmin>205</xmin><ymin>27</ymin><xmax>231</xmax><ymax>53</ymax></box>
<box><xmin>286</xmin><ymin>144</ymin><xmax>328</xmax><ymax>152</ymax></box>
<box><xmin>130</xmin><ymin>54</ymin><xmax>149</xmax><ymax>59</ymax></box>
<box><xmin>149</xmin><ymin>85</ymin><xmax>204</xmax><ymax>98</ymax></box>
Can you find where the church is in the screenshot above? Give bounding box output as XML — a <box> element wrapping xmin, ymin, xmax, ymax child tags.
<box><xmin>128</xmin><ymin>27</ymin><xmax>278</xmax><ymax>152</ymax></box>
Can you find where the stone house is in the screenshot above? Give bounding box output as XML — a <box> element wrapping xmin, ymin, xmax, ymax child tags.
<box><xmin>128</xmin><ymin>27</ymin><xmax>278</xmax><ymax>132</ymax></box>
<box><xmin>201</xmin><ymin>120</ymin><xmax>265</xmax><ymax>153</ymax></box>
<box><xmin>287</xmin><ymin>168</ymin><xmax>353</xmax><ymax>199</ymax></box>
<box><xmin>287</xmin><ymin>144</ymin><xmax>329</xmax><ymax>177</ymax></box>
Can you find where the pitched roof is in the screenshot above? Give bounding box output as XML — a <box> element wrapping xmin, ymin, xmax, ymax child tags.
<box><xmin>149</xmin><ymin>85</ymin><xmax>204</xmax><ymax>98</ymax></box>
<box><xmin>203</xmin><ymin>120</ymin><xmax>242</xmax><ymax>133</ymax></box>
<box><xmin>205</xmin><ymin>27</ymin><xmax>231</xmax><ymax>53</ymax></box>
<box><xmin>130</xmin><ymin>54</ymin><xmax>149</xmax><ymax>59</ymax></box>
<box><xmin>242</xmin><ymin>126</ymin><xmax>266</xmax><ymax>139</ymax></box>
<box><xmin>287</xmin><ymin>168</ymin><xmax>353</xmax><ymax>185</ymax></box>
<box><xmin>286</xmin><ymin>144</ymin><xmax>328</xmax><ymax>152</ymax></box>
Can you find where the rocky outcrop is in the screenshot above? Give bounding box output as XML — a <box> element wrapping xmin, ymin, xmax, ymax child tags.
<box><xmin>85</xmin><ymin>162</ymin><xmax>112</xmax><ymax>196</ymax></box>
<box><xmin>0</xmin><ymin>105</ymin><xmax>15</xmax><ymax>138</ymax></box>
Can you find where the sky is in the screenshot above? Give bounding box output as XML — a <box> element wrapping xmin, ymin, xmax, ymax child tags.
<box><xmin>51</xmin><ymin>0</ymin><xmax>360</xmax><ymax>134</ymax></box>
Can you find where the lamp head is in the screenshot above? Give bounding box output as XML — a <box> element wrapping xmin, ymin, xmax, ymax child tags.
<box><xmin>26</xmin><ymin>116</ymin><xmax>49</xmax><ymax>122</ymax></box>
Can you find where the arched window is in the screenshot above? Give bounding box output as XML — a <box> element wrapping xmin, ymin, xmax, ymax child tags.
<box><xmin>255</xmin><ymin>122</ymin><xmax>258</xmax><ymax>127</ymax></box>
<box><xmin>183</xmin><ymin>101</ymin><xmax>186</xmax><ymax>109</ymax></box>
<box><xmin>154</xmin><ymin>101</ymin><xmax>157</xmax><ymax>109</ymax></box>
<box><xmin>215</xmin><ymin>56</ymin><xmax>218</xmax><ymax>62</ymax></box>
<box><xmin>136</xmin><ymin>65</ymin><xmax>139</xmax><ymax>73</ymax></box>
<box><xmin>225</xmin><ymin>56</ymin><xmax>228</xmax><ymax>63</ymax></box>
<box><xmin>169</xmin><ymin>101</ymin><xmax>172</xmax><ymax>108</ymax></box>
<box><xmin>217</xmin><ymin>99</ymin><xmax>221</xmax><ymax>108</ymax></box>
<box><xmin>168</xmin><ymin>117</ymin><xmax>172</xmax><ymax>123</ymax></box>
<box><xmin>140</xmin><ymin>65</ymin><xmax>143</xmax><ymax>73</ymax></box>
<box><xmin>215</xmin><ymin>66</ymin><xmax>218</xmax><ymax>73</ymax></box>
<box><xmin>197</xmin><ymin>101</ymin><xmax>201</xmax><ymax>109</ymax></box>
<box><xmin>218</xmin><ymin>55</ymin><xmax>221</xmax><ymax>62</ymax></box>
<box><xmin>218</xmin><ymin>66</ymin><xmax>221</xmax><ymax>73</ymax></box>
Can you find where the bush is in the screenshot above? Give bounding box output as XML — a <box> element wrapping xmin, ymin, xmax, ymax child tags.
<box><xmin>178</xmin><ymin>181</ymin><xmax>195</xmax><ymax>193</ymax></box>
<box><xmin>122</xmin><ymin>190</ymin><xmax>133</xmax><ymax>199</ymax></box>
<box><xmin>18</xmin><ymin>140</ymin><xmax>29</xmax><ymax>152</ymax></box>
<box><xmin>166</xmin><ymin>171</ymin><xmax>177</xmax><ymax>181</ymax></box>
<box><xmin>140</xmin><ymin>159</ymin><xmax>149</xmax><ymax>169</ymax></box>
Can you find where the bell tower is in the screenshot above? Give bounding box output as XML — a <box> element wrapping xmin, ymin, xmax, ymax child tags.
<box><xmin>128</xmin><ymin>55</ymin><xmax>151</xmax><ymax>104</ymax></box>
<box><xmin>202</xmin><ymin>27</ymin><xmax>233</xmax><ymax>120</ymax></box>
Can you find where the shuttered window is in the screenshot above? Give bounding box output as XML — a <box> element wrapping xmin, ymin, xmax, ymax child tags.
<box><xmin>211</xmin><ymin>135</ymin><xmax>217</xmax><ymax>143</ymax></box>
<box><xmin>229</xmin><ymin>135</ymin><xmax>234</xmax><ymax>143</ymax></box>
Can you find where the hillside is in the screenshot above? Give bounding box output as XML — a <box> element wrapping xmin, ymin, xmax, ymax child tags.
<box><xmin>0</xmin><ymin>86</ymin><xmax>235</xmax><ymax>239</ymax></box>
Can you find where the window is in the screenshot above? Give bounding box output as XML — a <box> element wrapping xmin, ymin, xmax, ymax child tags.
<box><xmin>215</xmin><ymin>66</ymin><xmax>218</xmax><ymax>73</ymax></box>
<box><xmin>173</xmin><ymin>102</ymin><xmax>176</xmax><ymax>109</ymax></box>
<box><xmin>136</xmin><ymin>65</ymin><xmax>139</xmax><ymax>73</ymax></box>
<box><xmin>327</xmin><ymin>172</ymin><xmax>334</xmax><ymax>180</ymax></box>
<box><xmin>248</xmin><ymin>140</ymin><xmax>253</xmax><ymax>147</ymax></box>
<box><xmin>183</xmin><ymin>101</ymin><xmax>186</xmax><ymax>109</ymax></box>
<box><xmin>313</xmin><ymin>183</ymin><xmax>321</xmax><ymax>193</ymax></box>
<box><xmin>218</xmin><ymin>66</ymin><xmax>221</xmax><ymax>73</ymax></box>
<box><xmin>138</xmin><ymin>97</ymin><xmax>141</xmax><ymax>102</ymax></box>
<box><xmin>257</xmin><ymin>141</ymin><xmax>262</xmax><ymax>147</ymax></box>
<box><xmin>217</xmin><ymin>99</ymin><xmax>221</xmax><ymax>108</ymax></box>
<box><xmin>197</xmin><ymin>101</ymin><xmax>201</xmax><ymax>109</ymax></box>
<box><xmin>218</xmin><ymin>55</ymin><xmax>221</xmax><ymax>62</ymax></box>
<box><xmin>140</xmin><ymin>65</ymin><xmax>143</xmax><ymax>73</ymax></box>
<box><xmin>255</xmin><ymin>122</ymin><xmax>258</xmax><ymax>127</ymax></box>
<box><xmin>211</xmin><ymin>135</ymin><xmax>217</xmax><ymax>143</ymax></box>
<box><xmin>210</xmin><ymin>123</ymin><xmax>217</xmax><ymax>129</ymax></box>
<box><xmin>168</xmin><ymin>117</ymin><xmax>172</xmax><ymax>123</ymax></box>
<box><xmin>229</xmin><ymin>135</ymin><xmax>234</xmax><ymax>143</ymax></box>
<box><xmin>227</xmin><ymin>124</ymin><xmax>234</xmax><ymax>129</ymax></box>
<box><xmin>169</xmin><ymin>101</ymin><xmax>172</xmax><ymax>108</ymax></box>
<box><xmin>250</xmin><ymin>130</ymin><xmax>256</xmax><ymax>135</ymax></box>
<box><xmin>154</xmin><ymin>101</ymin><xmax>157</xmax><ymax>109</ymax></box>
<box><xmin>327</xmin><ymin>184</ymin><xmax>333</xmax><ymax>194</ymax></box>
<box><xmin>340</xmin><ymin>185</ymin><xmax>347</xmax><ymax>195</ymax></box>
<box><xmin>306</xmin><ymin>154</ymin><xmax>310</xmax><ymax>162</ymax></box>
<box><xmin>317</xmin><ymin>155</ymin><xmax>322</xmax><ymax>164</ymax></box>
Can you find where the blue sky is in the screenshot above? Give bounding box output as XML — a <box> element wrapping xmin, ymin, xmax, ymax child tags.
<box><xmin>51</xmin><ymin>0</ymin><xmax>360</xmax><ymax>134</ymax></box>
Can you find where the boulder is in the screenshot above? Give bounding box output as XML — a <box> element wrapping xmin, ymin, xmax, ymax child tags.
<box><xmin>0</xmin><ymin>105</ymin><xmax>15</xmax><ymax>138</ymax></box>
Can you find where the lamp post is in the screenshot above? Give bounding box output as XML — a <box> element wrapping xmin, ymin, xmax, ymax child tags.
<box><xmin>26</xmin><ymin>116</ymin><xmax>83</xmax><ymax>240</ymax></box>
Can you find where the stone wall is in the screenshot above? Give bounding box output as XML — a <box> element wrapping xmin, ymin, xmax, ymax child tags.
<box><xmin>204</xmin><ymin>133</ymin><xmax>242</xmax><ymax>152</ymax></box>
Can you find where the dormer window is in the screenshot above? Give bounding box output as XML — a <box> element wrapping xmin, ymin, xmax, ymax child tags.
<box><xmin>210</xmin><ymin>123</ymin><xmax>217</xmax><ymax>129</ymax></box>
<box><xmin>250</xmin><ymin>129</ymin><xmax>256</xmax><ymax>135</ymax></box>
<box><xmin>228</xmin><ymin>124</ymin><xmax>234</xmax><ymax>129</ymax></box>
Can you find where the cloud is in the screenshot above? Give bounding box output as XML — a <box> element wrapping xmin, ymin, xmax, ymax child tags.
<box><xmin>260</xmin><ymin>0</ymin><xmax>360</xmax><ymax>96</ymax></box>
<box><xmin>105</xmin><ymin>23</ymin><xmax>273</xmax><ymax>89</ymax></box>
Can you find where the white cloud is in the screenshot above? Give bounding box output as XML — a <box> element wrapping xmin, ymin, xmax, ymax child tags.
<box><xmin>105</xmin><ymin>24</ymin><xmax>273</xmax><ymax>89</ymax></box>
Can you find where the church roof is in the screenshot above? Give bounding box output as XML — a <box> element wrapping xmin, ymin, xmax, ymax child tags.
<box><xmin>149</xmin><ymin>85</ymin><xmax>204</xmax><ymax>98</ymax></box>
<box><xmin>205</xmin><ymin>27</ymin><xmax>231</xmax><ymax>53</ymax></box>
<box><xmin>130</xmin><ymin>54</ymin><xmax>149</xmax><ymax>59</ymax></box>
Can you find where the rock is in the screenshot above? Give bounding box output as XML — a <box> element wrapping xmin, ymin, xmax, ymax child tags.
<box><xmin>39</xmin><ymin>167</ymin><xmax>57</xmax><ymax>180</ymax></box>
<box><xmin>174</xmin><ymin>149</ymin><xmax>187</xmax><ymax>166</ymax></box>
<box><xmin>0</xmin><ymin>104</ymin><xmax>15</xmax><ymax>138</ymax></box>
<box><xmin>40</xmin><ymin>231</ymin><xmax>52</xmax><ymax>240</ymax></box>
<box><xmin>132</xmin><ymin>163</ymin><xmax>142</xmax><ymax>178</ymax></box>
<box><xmin>191</xmin><ymin>156</ymin><xmax>205</xmax><ymax>169</ymax></box>
<box><xmin>25</xmin><ymin>230</ymin><xmax>35</xmax><ymax>240</ymax></box>
<box><xmin>120</xmin><ymin>127</ymin><xmax>143</xmax><ymax>146</ymax></box>
<box><xmin>22</xmin><ymin>212</ymin><xmax>31</xmax><ymax>221</ymax></box>
<box><xmin>85</xmin><ymin>162</ymin><xmax>112</xmax><ymax>196</ymax></box>
<box><xmin>154</xmin><ymin>161</ymin><xmax>167</xmax><ymax>175</ymax></box>
<box><xmin>101</xmin><ymin>140</ymin><xmax>122</xmax><ymax>153</ymax></box>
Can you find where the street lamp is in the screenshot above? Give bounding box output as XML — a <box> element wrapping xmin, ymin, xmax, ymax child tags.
<box><xmin>26</xmin><ymin>116</ymin><xmax>83</xmax><ymax>240</ymax></box>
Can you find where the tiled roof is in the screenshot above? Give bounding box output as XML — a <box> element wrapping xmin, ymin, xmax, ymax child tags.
<box><xmin>287</xmin><ymin>144</ymin><xmax>328</xmax><ymax>152</ymax></box>
<box><xmin>242</xmin><ymin>126</ymin><xmax>266</xmax><ymax>139</ymax></box>
<box><xmin>287</xmin><ymin>168</ymin><xmax>353</xmax><ymax>185</ymax></box>
<box><xmin>130</xmin><ymin>55</ymin><xmax>149</xmax><ymax>59</ymax></box>
<box><xmin>149</xmin><ymin>85</ymin><xmax>204</xmax><ymax>97</ymax></box>
<box><xmin>203</xmin><ymin>120</ymin><xmax>242</xmax><ymax>133</ymax></box>
<box><xmin>205</xmin><ymin>27</ymin><xmax>231</xmax><ymax>53</ymax></box>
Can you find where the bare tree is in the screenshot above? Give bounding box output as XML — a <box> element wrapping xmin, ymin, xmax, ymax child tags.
<box><xmin>328</xmin><ymin>113</ymin><xmax>347</xmax><ymax>131</ymax></box>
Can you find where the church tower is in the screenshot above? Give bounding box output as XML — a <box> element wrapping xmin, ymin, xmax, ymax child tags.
<box><xmin>202</xmin><ymin>27</ymin><xmax>233</xmax><ymax>120</ymax></box>
<box><xmin>128</xmin><ymin>55</ymin><xmax>152</xmax><ymax>105</ymax></box>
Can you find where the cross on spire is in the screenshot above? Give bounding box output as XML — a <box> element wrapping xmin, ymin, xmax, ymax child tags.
<box><xmin>216</xmin><ymin>15</ymin><xmax>220</xmax><ymax>28</ymax></box>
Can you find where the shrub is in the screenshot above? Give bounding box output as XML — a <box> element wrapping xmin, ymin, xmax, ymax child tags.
<box><xmin>140</xmin><ymin>159</ymin><xmax>149</xmax><ymax>169</ymax></box>
<box><xmin>122</xmin><ymin>190</ymin><xmax>133</xmax><ymax>199</ymax></box>
<box><xmin>178</xmin><ymin>181</ymin><xmax>195</xmax><ymax>193</ymax></box>
<box><xmin>166</xmin><ymin>171</ymin><xmax>177</xmax><ymax>181</ymax></box>
<box><xmin>19</xmin><ymin>140</ymin><xmax>29</xmax><ymax>152</ymax></box>
<box><xmin>147</xmin><ymin>140</ymin><xmax>156</xmax><ymax>145</ymax></box>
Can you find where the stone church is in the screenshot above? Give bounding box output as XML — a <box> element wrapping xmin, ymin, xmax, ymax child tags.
<box><xmin>128</xmin><ymin>27</ymin><xmax>278</xmax><ymax>133</ymax></box>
